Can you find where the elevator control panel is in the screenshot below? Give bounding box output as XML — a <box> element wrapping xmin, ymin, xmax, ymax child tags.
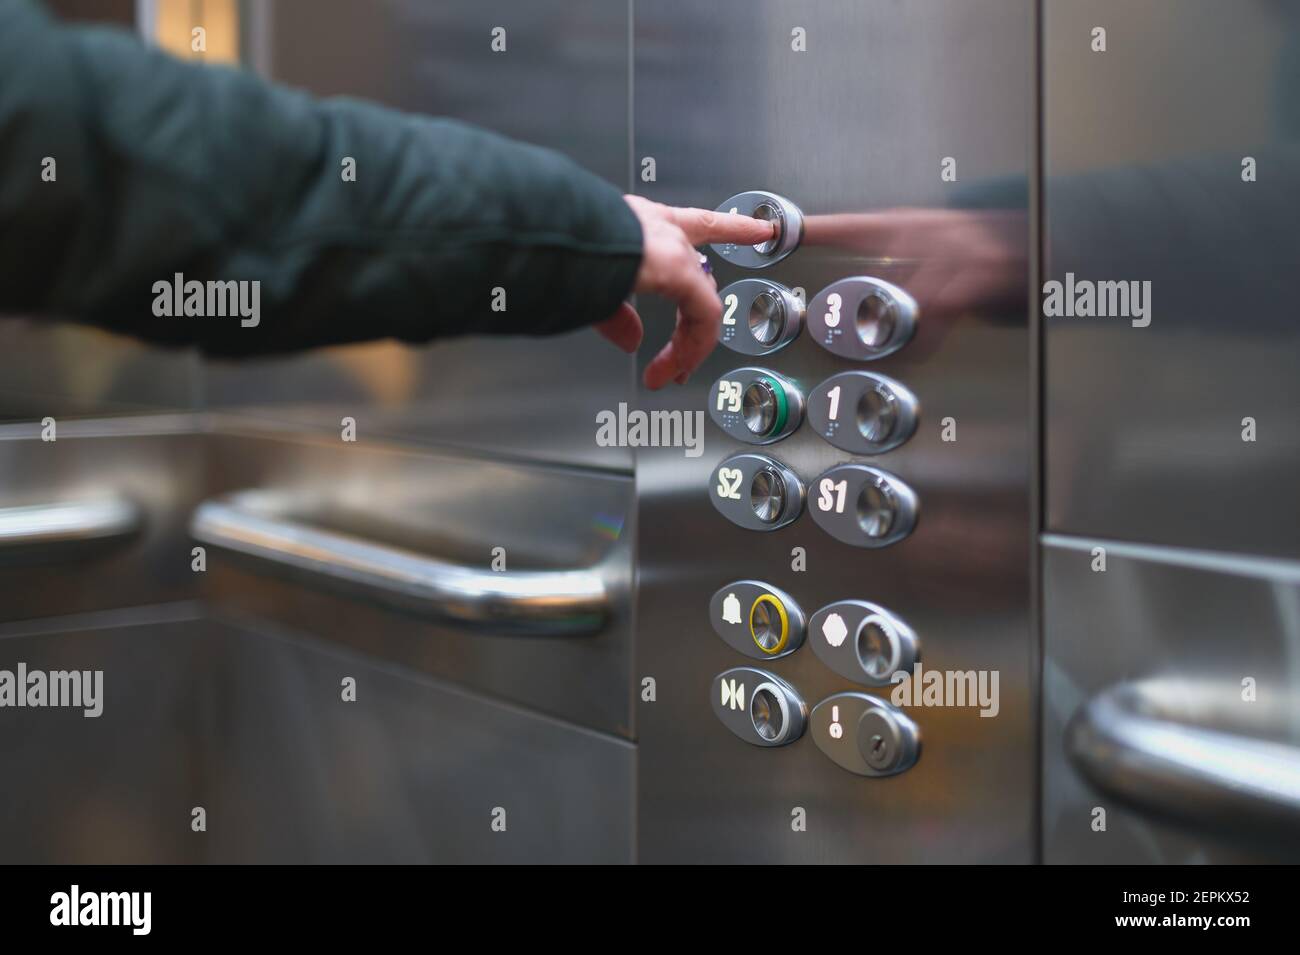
<box><xmin>709</xmin><ymin>367</ymin><xmax>804</xmax><ymax>444</ymax></box>
<box><xmin>808</xmin><ymin>600</ymin><xmax>918</xmax><ymax>686</ymax></box>
<box><xmin>811</xmin><ymin>692</ymin><xmax>921</xmax><ymax>777</ymax></box>
<box><xmin>704</xmin><ymin>192</ymin><xmax>924</xmax><ymax>779</ymax></box>
<box><xmin>711</xmin><ymin>191</ymin><xmax>804</xmax><ymax>268</ymax></box>
<box><xmin>806</xmin><ymin>276</ymin><xmax>918</xmax><ymax>361</ymax></box>
<box><xmin>710</xmin><ymin>452</ymin><xmax>804</xmax><ymax>531</ymax></box>
<box><xmin>809</xmin><ymin>463</ymin><xmax>918</xmax><ymax>547</ymax></box>
<box><xmin>711</xmin><ymin>667</ymin><xmax>808</xmax><ymax>747</ymax></box>
<box><xmin>807</xmin><ymin>371</ymin><xmax>919</xmax><ymax>455</ymax></box>
<box><xmin>710</xmin><ymin>581</ymin><xmax>805</xmax><ymax>660</ymax></box>
<box><xmin>717</xmin><ymin>279</ymin><xmax>804</xmax><ymax>355</ymax></box>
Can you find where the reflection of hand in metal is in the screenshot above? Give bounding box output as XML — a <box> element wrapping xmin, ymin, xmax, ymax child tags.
<box><xmin>803</xmin><ymin>208</ymin><xmax>1027</xmax><ymax>317</ymax></box>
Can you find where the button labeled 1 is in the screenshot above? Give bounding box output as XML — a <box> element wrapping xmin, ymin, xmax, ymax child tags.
<box><xmin>809</xmin><ymin>464</ymin><xmax>918</xmax><ymax>547</ymax></box>
<box><xmin>711</xmin><ymin>191</ymin><xmax>804</xmax><ymax>269</ymax></box>
<box><xmin>709</xmin><ymin>367</ymin><xmax>803</xmax><ymax>444</ymax></box>
<box><xmin>809</xmin><ymin>599</ymin><xmax>918</xmax><ymax>686</ymax></box>
<box><xmin>713</xmin><ymin>667</ymin><xmax>808</xmax><ymax>747</ymax></box>
<box><xmin>710</xmin><ymin>452</ymin><xmax>804</xmax><ymax>531</ymax></box>
<box><xmin>807</xmin><ymin>371</ymin><xmax>919</xmax><ymax>455</ymax></box>
<box><xmin>710</xmin><ymin>581</ymin><xmax>805</xmax><ymax>660</ymax></box>
<box><xmin>807</xmin><ymin>277</ymin><xmax>917</xmax><ymax>361</ymax></box>
<box><xmin>811</xmin><ymin>692</ymin><xmax>921</xmax><ymax>776</ymax></box>
<box><xmin>718</xmin><ymin>279</ymin><xmax>804</xmax><ymax>355</ymax></box>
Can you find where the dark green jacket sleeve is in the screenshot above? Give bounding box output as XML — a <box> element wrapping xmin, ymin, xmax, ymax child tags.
<box><xmin>0</xmin><ymin>0</ymin><xmax>643</xmax><ymax>356</ymax></box>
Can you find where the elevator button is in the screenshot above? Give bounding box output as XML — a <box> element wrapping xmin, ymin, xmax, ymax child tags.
<box><xmin>709</xmin><ymin>368</ymin><xmax>803</xmax><ymax>444</ymax></box>
<box><xmin>807</xmin><ymin>371</ymin><xmax>919</xmax><ymax>455</ymax></box>
<box><xmin>711</xmin><ymin>191</ymin><xmax>804</xmax><ymax>268</ymax></box>
<box><xmin>809</xmin><ymin>463</ymin><xmax>918</xmax><ymax>547</ymax></box>
<box><xmin>710</xmin><ymin>580</ymin><xmax>805</xmax><ymax>660</ymax></box>
<box><xmin>807</xmin><ymin>277</ymin><xmax>917</xmax><ymax>361</ymax></box>
<box><xmin>711</xmin><ymin>452</ymin><xmax>804</xmax><ymax>531</ymax></box>
<box><xmin>712</xmin><ymin>667</ymin><xmax>808</xmax><ymax>747</ymax></box>
<box><xmin>808</xmin><ymin>599</ymin><xmax>918</xmax><ymax>686</ymax></box>
<box><xmin>717</xmin><ymin>279</ymin><xmax>804</xmax><ymax>355</ymax></box>
<box><xmin>811</xmin><ymin>692</ymin><xmax>921</xmax><ymax>776</ymax></box>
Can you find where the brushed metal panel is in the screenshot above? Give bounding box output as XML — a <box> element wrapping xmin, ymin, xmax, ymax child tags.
<box><xmin>0</xmin><ymin>608</ymin><xmax>208</xmax><ymax>864</ymax></box>
<box><xmin>0</xmin><ymin>418</ymin><xmax>205</xmax><ymax>622</ymax></box>
<box><xmin>0</xmin><ymin>610</ymin><xmax>633</xmax><ymax>863</ymax></box>
<box><xmin>199</xmin><ymin>618</ymin><xmax>634</xmax><ymax>863</ymax></box>
<box><xmin>1043</xmin><ymin>0</ymin><xmax>1300</xmax><ymax>556</ymax></box>
<box><xmin>205</xmin><ymin>0</ymin><xmax>634</xmax><ymax>470</ymax></box>
<box><xmin>197</xmin><ymin>426</ymin><xmax>635</xmax><ymax>736</ymax></box>
<box><xmin>1042</xmin><ymin>536</ymin><xmax>1300</xmax><ymax>863</ymax></box>
<box><xmin>634</xmin><ymin>0</ymin><xmax>1034</xmax><ymax>862</ymax></box>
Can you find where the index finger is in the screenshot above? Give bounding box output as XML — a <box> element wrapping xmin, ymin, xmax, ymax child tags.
<box><xmin>663</xmin><ymin>206</ymin><xmax>778</xmax><ymax>246</ymax></box>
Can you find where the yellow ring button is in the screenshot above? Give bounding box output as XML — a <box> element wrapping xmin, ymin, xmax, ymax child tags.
<box><xmin>749</xmin><ymin>593</ymin><xmax>790</xmax><ymax>655</ymax></box>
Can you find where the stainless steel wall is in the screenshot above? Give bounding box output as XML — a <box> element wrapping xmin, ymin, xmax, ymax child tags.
<box><xmin>633</xmin><ymin>0</ymin><xmax>1036</xmax><ymax>863</ymax></box>
<box><xmin>1041</xmin><ymin>0</ymin><xmax>1300</xmax><ymax>862</ymax></box>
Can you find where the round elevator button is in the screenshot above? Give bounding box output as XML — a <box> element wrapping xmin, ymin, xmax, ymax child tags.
<box><xmin>857</xmin><ymin>385</ymin><xmax>898</xmax><ymax>443</ymax></box>
<box><xmin>749</xmin><ymin>593</ymin><xmax>790</xmax><ymax>655</ymax></box>
<box><xmin>751</xmin><ymin>202</ymin><xmax>782</xmax><ymax>255</ymax></box>
<box><xmin>856</xmin><ymin>477</ymin><xmax>898</xmax><ymax>538</ymax></box>
<box><xmin>750</xmin><ymin>467</ymin><xmax>787</xmax><ymax>524</ymax></box>
<box><xmin>748</xmin><ymin>290</ymin><xmax>784</xmax><ymax>345</ymax></box>
<box><xmin>741</xmin><ymin>378</ymin><xmax>787</xmax><ymax>438</ymax></box>
<box><xmin>856</xmin><ymin>292</ymin><xmax>897</xmax><ymax>349</ymax></box>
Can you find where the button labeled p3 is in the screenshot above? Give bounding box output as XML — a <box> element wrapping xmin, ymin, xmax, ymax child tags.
<box><xmin>709</xmin><ymin>368</ymin><xmax>803</xmax><ymax>444</ymax></box>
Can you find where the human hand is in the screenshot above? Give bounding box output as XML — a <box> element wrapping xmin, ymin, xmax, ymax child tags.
<box><xmin>596</xmin><ymin>195</ymin><xmax>776</xmax><ymax>389</ymax></box>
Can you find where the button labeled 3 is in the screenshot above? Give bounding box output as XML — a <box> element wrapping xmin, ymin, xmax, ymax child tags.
<box><xmin>807</xmin><ymin>371</ymin><xmax>919</xmax><ymax>455</ymax></box>
<box><xmin>807</xmin><ymin>277</ymin><xmax>917</xmax><ymax>361</ymax></box>
<box><xmin>713</xmin><ymin>667</ymin><xmax>808</xmax><ymax>747</ymax></box>
<box><xmin>710</xmin><ymin>581</ymin><xmax>805</xmax><ymax>660</ymax></box>
<box><xmin>809</xmin><ymin>599</ymin><xmax>918</xmax><ymax>686</ymax></box>
<box><xmin>709</xmin><ymin>368</ymin><xmax>803</xmax><ymax>444</ymax></box>
<box><xmin>811</xmin><ymin>692</ymin><xmax>921</xmax><ymax>776</ymax></box>
<box><xmin>718</xmin><ymin>279</ymin><xmax>804</xmax><ymax>355</ymax></box>
<box><xmin>809</xmin><ymin>464</ymin><xmax>918</xmax><ymax>547</ymax></box>
<box><xmin>710</xmin><ymin>452</ymin><xmax>804</xmax><ymax>531</ymax></box>
<box><xmin>711</xmin><ymin>191</ymin><xmax>804</xmax><ymax>269</ymax></box>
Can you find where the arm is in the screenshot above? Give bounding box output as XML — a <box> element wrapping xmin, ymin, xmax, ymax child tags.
<box><xmin>0</xmin><ymin>0</ymin><xmax>644</xmax><ymax>356</ymax></box>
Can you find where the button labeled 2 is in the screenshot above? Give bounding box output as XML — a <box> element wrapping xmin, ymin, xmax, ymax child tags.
<box><xmin>709</xmin><ymin>368</ymin><xmax>803</xmax><ymax>444</ymax></box>
<box><xmin>710</xmin><ymin>581</ymin><xmax>805</xmax><ymax>660</ymax></box>
<box><xmin>713</xmin><ymin>667</ymin><xmax>807</xmax><ymax>747</ymax></box>
<box><xmin>710</xmin><ymin>453</ymin><xmax>804</xmax><ymax>531</ymax></box>
<box><xmin>809</xmin><ymin>464</ymin><xmax>918</xmax><ymax>547</ymax></box>
<box><xmin>811</xmin><ymin>692</ymin><xmax>921</xmax><ymax>776</ymax></box>
<box><xmin>807</xmin><ymin>277</ymin><xmax>917</xmax><ymax>361</ymax></box>
<box><xmin>807</xmin><ymin>371</ymin><xmax>919</xmax><ymax>455</ymax></box>
<box><xmin>809</xmin><ymin>599</ymin><xmax>918</xmax><ymax>686</ymax></box>
<box><xmin>718</xmin><ymin>279</ymin><xmax>804</xmax><ymax>355</ymax></box>
<box><xmin>711</xmin><ymin>191</ymin><xmax>804</xmax><ymax>269</ymax></box>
